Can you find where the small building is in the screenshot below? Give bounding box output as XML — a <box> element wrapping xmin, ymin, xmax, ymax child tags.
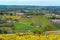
<box><xmin>16</xmin><ymin>13</ymin><xmax>25</xmax><ymax>16</ymax></box>
<box><xmin>26</xmin><ymin>15</ymin><xmax>33</xmax><ymax>18</ymax></box>
<box><xmin>51</xmin><ymin>19</ymin><xmax>60</xmax><ymax>23</ymax></box>
<box><xmin>45</xmin><ymin>30</ymin><xmax>60</xmax><ymax>35</ymax></box>
<box><xmin>6</xmin><ymin>20</ymin><xmax>17</xmax><ymax>23</ymax></box>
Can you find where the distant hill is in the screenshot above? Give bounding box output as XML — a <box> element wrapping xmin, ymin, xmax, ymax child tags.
<box><xmin>0</xmin><ymin>5</ymin><xmax>60</xmax><ymax>14</ymax></box>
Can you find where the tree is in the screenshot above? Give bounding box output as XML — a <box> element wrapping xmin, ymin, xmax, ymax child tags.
<box><xmin>0</xmin><ymin>12</ymin><xmax>4</xmax><ymax>15</ymax></box>
<box><xmin>10</xmin><ymin>13</ymin><xmax>13</xmax><ymax>16</ymax></box>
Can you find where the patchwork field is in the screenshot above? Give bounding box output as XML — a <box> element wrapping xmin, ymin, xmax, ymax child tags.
<box><xmin>0</xmin><ymin>15</ymin><xmax>59</xmax><ymax>40</ymax></box>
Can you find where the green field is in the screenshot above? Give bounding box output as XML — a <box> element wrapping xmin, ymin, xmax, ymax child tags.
<box><xmin>13</xmin><ymin>15</ymin><xmax>57</xmax><ymax>33</ymax></box>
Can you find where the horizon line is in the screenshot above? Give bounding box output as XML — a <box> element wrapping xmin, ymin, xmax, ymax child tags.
<box><xmin>0</xmin><ymin>5</ymin><xmax>60</xmax><ymax>6</ymax></box>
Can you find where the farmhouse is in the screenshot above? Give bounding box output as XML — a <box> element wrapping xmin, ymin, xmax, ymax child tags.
<box><xmin>51</xmin><ymin>19</ymin><xmax>60</xmax><ymax>23</ymax></box>
<box><xmin>16</xmin><ymin>12</ymin><xmax>25</xmax><ymax>17</ymax></box>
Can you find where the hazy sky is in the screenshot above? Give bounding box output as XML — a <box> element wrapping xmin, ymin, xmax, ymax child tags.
<box><xmin>0</xmin><ymin>0</ymin><xmax>59</xmax><ymax>6</ymax></box>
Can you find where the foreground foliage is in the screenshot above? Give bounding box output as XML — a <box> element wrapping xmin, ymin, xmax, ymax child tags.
<box><xmin>0</xmin><ymin>33</ymin><xmax>60</xmax><ymax>40</ymax></box>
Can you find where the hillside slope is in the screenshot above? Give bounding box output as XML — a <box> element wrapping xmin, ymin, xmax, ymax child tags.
<box><xmin>13</xmin><ymin>15</ymin><xmax>57</xmax><ymax>33</ymax></box>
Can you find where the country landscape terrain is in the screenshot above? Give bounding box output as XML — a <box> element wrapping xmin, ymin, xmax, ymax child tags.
<box><xmin>0</xmin><ymin>5</ymin><xmax>60</xmax><ymax>40</ymax></box>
